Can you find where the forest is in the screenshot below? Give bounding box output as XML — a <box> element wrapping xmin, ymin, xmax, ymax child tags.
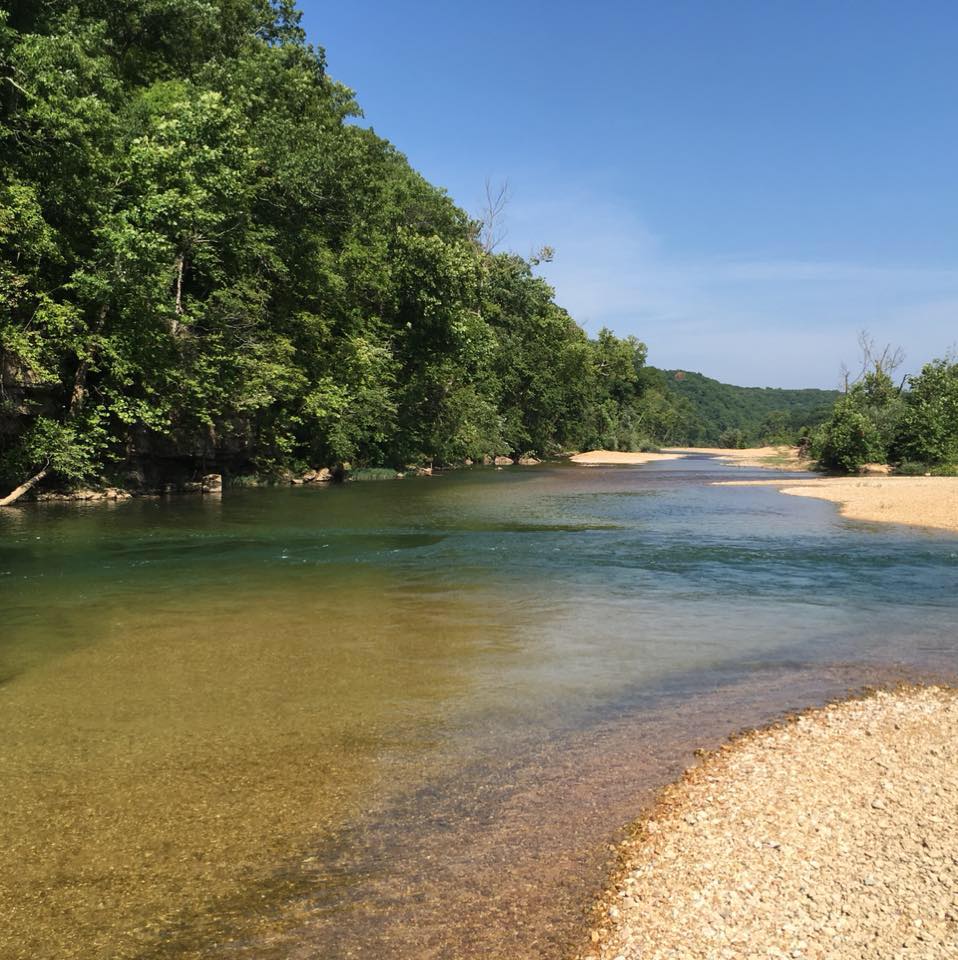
<box><xmin>659</xmin><ymin>370</ymin><xmax>838</xmax><ymax>448</ymax></box>
<box><xmin>0</xmin><ymin>0</ymin><xmax>692</xmax><ymax>498</ymax></box>
<box><xmin>2</xmin><ymin>1</ymin><xmax>955</xmax><ymax>502</ymax></box>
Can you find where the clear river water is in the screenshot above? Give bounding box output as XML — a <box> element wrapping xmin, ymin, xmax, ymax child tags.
<box><xmin>2</xmin><ymin>457</ymin><xmax>957</xmax><ymax>960</ymax></box>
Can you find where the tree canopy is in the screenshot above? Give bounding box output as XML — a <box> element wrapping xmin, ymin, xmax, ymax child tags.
<box><xmin>0</xmin><ymin>0</ymin><xmax>706</xmax><ymax>494</ymax></box>
<box><xmin>660</xmin><ymin>370</ymin><xmax>838</xmax><ymax>447</ymax></box>
<box><xmin>811</xmin><ymin>356</ymin><xmax>958</xmax><ymax>474</ymax></box>
<box><xmin>6</xmin><ymin>2</ymin><xmax>941</xmax><ymax>497</ymax></box>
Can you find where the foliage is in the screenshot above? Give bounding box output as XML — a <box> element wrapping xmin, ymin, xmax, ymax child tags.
<box><xmin>809</xmin><ymin>352</ymin><xmax>957</xmax><ymax>474</ymax></box>
<box><xmin>0</xmin><ymin>415</ymin><xmax>104</xmax><ymax>483</ymax></box>
<box><xmin>889</xmin><ymin>359</ymin><xmax>958</xmax><ymax>467</ymax></box>
<box><xmin>660</xmin><ymin>371</ymin><xmax>839</xmax><ymax>446</ymax></box>
<box><xmin>0</xmin><ymin>0</ymin><xmax>841</xmax><ymax>494</ymax></box>
<box><xmin>810</xmin><ymin>395</ymin><xmax>887</xmax><ymax>473</ymax></box>
<box><xmin>717</xmin><ymin>428</ymin><xmax>748</xmax><ymax>449</ymax></box>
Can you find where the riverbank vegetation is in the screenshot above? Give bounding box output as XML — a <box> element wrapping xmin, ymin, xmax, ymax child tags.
<box><xmin>808</xmin><ymin>339</ymin><xmax>958</xmax><ymax>474</ymax></box>
<box><xmin>3</xmin><ymin>3</ymin><xmax>949</xmax><ymax>501</ymax></box>
<box><xmin>659</xmin><ymin>370</ymin><xmax>838</xmax><ymax>448</ymax></box>
<box><xmin>0</xmin><ymin>0</ymin><xmax>687</xmax><ymax>500</ymax></box>
<box><xmin>0</xmin><ymin>1</ymin><xmax>846</xmax><ymax>501</ymax></box>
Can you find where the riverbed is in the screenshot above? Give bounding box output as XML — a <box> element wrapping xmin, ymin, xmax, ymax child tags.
<box><xmin>2</xmin><ymin>457</ymin><xmax>956</xmax><ymax>959</ymax></box>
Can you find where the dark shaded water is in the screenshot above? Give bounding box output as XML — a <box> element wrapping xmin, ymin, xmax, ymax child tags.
<box><xmin>2</xmin><ymin>458</ymin><xmax>956</xmax><ymax>959</ymax></box>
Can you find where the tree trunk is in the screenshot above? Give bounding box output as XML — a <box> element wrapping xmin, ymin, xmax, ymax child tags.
<box><xmin>0</xmin><ymin>466</ymin><xmax>49</xmax><ymax>507</ymax></box>
<box><xmin>0</xmin><ymin>302</ymin><xmax>107</xmax><ymax>506</ymax></box>
<box><xmin>171</xmin><ymin>253</ymin><xmax>186</xmax><ymax>336</ymax></box>
<box><xmin>69</xmin><ymin>303</ymin><xmax>107</xmax><ymax>415</ymax></box>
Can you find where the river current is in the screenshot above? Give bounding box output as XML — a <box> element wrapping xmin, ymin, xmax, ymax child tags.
<box><xmin>2</xmin><ymin>457</ymin><xmax>956</xmax><ymax>959</ymax></box>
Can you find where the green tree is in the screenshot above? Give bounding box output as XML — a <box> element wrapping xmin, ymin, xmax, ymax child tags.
<box><xmin>811</xmin><ymin>394</ymin><xmax>886</xmax><ymax>472</ymax></box>
<box><xmin>890</xmin><ymin>359</ymin><xmax>958</xmax><ymax>467</ymax></box>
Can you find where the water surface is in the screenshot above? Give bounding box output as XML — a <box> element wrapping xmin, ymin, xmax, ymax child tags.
<box><xmin>2</xmin><ymin>458</ymin><xmax>956</xmax><ymax>959</ymax></box>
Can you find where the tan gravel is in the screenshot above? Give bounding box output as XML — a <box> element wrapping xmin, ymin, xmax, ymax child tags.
<box><xmin>571</xmin><ymin>447</ymin><xmax>813</xmax><ymax>470</ymax></box>
<box><xmin>584</xmin><ymin>687</ymin><xmax>958</xmax><ymax>960</ymax></box>
<box><xmin>719</xmin><ymin>477</ymin><xmax>958</xmax><ymax>533</ymax></box>
<box><xmin>570</xmin><ymin>447</ymin><xmax>807</xmax><ymax>469</ymax></box>
<box><xmin>570</xmin><ymin>451</ymin><xmax>685</xmax><ymax>465</ymax></box>
<box><xmin>662</xmin><ymin>446</ymin><xmax>814</xmax><ymax>471</ymax></box>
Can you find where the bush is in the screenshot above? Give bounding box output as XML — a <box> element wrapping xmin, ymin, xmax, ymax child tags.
<box><xmin>890</xmin><ymin>360</ymin><xmax>958</xmax><ymax>467</ymax></box>
<box><xmin>0</xmin><ymin>415</ymin><xmax>105</xmax><ymax>488</ymax></box>
<box><xmin>351</xmin><ymin>467</ymin><xmax>401</xmax><ymax>481</ymax></box>
<box><xmin>811</xmin><ymin>402</ymin><xmax>885</xmax><ymax>473</ymax></box>
<box><xmin>718</xmin><ymin>428</ymin><xmax>748</xmax><ymax>449</ymax></box>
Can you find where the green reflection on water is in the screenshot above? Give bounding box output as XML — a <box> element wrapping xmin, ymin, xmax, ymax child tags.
<box><xmin>1</xmin><ymin>462</ymin><xmax>956</xmax><ymax>958</ymax></box>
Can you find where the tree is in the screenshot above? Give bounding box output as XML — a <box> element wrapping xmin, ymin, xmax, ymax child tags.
<box><xmin>0</xmin><ymin>0</ymin><xmax>705</xmax><ymax>500</ymax></box>
<box><xmin>811</xmin><ymin>396</ymin><xmax>885</xmax><ymax>472</ymax></box>
<box><xmin>808</xmin><ymin>332</ymin><xmax>910</xmax><ymax>473</ymax></box>
<box><xmin>890</xmin><ymin>358</ymin><xmax>958</xmax><ymax>467</ymax></box>
<box><xmin>477</xmin><ymin>177</ymin><xmax>509</xmax><ymax>254</ymax></box>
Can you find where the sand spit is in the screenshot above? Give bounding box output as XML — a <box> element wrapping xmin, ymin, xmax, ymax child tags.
<box><xmin>662</xmin><ymin>445</ymin><xmax>813</xmax><ymax>471</ymax></box>
<box><xmin>570</xmin><ymin>447</ymin><xmax>814</xmax><ymax>471</ymax></box>
<box><xmin>585</xmin><ymin>687</ymin><xmax>958</xmax><ymax>960</ymax></box>
<box><xmin>720</xmin><ymin>476</ymin><xmax>958</xmax><ymax>534</ymax></box>
<box><xmin>570</xmin><ymin>451</ymin><xmax>685</xmax><ymax>465</ymax></box>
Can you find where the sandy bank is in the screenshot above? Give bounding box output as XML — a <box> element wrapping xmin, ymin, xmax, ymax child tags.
<box><xmin>663</xmin><ymin>445</ymin><xmax>814</xmax><ymax>471</ymax></box>
<box><xmin>570</xmin><ymin>451</ymin><xmax>685</xmax><ymax>465</ymax></box>
<box><xmin>570</xmin><ymin>446</ymin><xmax>815</xmax><ymax>470</ymax></box>
<box><xmin>720</xmin><ymin>476</ymin><xmax>958</xmax><ymax>533</ymax></box>
<box><xmin>586</xmin><ymin>687</ymin><xmax>958</xmax><ymax>960</ymax></box>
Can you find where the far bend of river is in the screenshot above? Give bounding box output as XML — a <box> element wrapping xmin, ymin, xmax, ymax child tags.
<box><xmin>2</xmin><ymin>457</ymin><xmax>957</xmax><ymax>960</ymax></box>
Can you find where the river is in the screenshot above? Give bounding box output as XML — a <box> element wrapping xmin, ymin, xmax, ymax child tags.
<box><xmin>2</xmin><ymin>457</ymin><xmax>956</xmax><ymax>959</ymax></box>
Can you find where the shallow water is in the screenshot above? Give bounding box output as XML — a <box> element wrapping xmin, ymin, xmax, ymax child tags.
<box><xmin>2</xmin><ymin>459</ymin><xmax>956</xmax><ymax>959</ymax></box>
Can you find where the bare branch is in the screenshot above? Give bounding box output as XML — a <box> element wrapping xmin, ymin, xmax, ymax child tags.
<box><xmin>855</xmin><ymin>329</ymin><xmax>904</xmax><ymax>380</ymax></box>
<box><xmin>478</xmin><ymin>177</ymin><xmax>510</xmax><ymax>253</ymax></box>
<box><xmin>843</xmin><ymin>329</ymin><xmax>905</xmax><ymax>388</ymax></box>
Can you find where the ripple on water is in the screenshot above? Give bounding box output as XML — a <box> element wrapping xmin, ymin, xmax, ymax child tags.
<box><xmin>1</xmin><ymin>460</ymin><xmax>957</xmax><ymax>959</ymax></box>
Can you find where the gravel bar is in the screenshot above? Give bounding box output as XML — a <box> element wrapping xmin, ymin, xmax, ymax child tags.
<box><xmin>583</xmin><ymin>687</ymin><xmax>958</xmax><ymax>960</ymax></box>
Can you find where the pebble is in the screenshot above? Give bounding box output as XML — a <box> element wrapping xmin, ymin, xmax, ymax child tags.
<box><xmin>585</xmin><ymin>688</ymin><xmax>958</xmax><ymax>960</ymax></box>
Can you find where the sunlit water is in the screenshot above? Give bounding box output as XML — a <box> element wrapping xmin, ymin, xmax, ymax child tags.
<box><xmin>2</xmin><ymin>458</ymin><xmax>956</xmax><ymax>959</ymax></box>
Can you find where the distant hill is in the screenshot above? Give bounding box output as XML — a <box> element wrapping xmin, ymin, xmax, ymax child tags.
<box><xmin>658</xmin><ymin>369</ymin><xmax>840</xmax><ymax>446</ymax></box>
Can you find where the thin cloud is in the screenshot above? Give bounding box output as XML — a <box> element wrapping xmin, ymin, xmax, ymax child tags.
<box><xmin>504</xmin><ymin>192</ymin><xmax>958</xmax><ymax>387</ymax></box>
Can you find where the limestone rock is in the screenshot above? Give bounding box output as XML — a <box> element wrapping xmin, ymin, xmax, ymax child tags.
<box><xmin>301</xmin><ymin>467</ymin><xmax>332</xmax><ymax>483</ymax></box>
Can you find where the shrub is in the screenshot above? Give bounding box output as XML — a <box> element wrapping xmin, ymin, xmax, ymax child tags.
<box><xmin>810</xmin><ymin>402</ymin><xmax>885</xmax><ymax>473</ymax></box>
<box><xmin>718</xmin><ymin>428</ymin><xmax>748</xmax><ymax>449</ymax></box>
<box><xmin>890</xmin><ymin>360</ymin><xmax>958</xmax><ymax>467</ymax></box>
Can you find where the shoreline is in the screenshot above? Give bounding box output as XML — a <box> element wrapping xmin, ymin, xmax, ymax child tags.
<box><xmin>1</xmin><ymin>446</ymin><xmax>813</xmax><ymax>506</ymax></box>
<box><xmin>581</xmin><ymin>685</ymin><xmax>958</xmax><ymax>960</ymax></box>
<box><xmin>719</xmin><ymin>476</ymin><xmax>958</xmax><ymax>534</ymax></box>
<box><xmin>662</xmin><ymin>445</ymin><xmax>816</xmax><ymax>471</ymax></box>
<box><xmin>569</xmin><ymin>450</ymin><xmax>686</xmax><ymax>465</ymax></box>
<box><xmin>3</xmin><ymin>446</ymin><xmax>808</xmax><ymax>506</ymax></box>
<box><xmin>572</xmin><ymin>445</ymin><xmax>816</xmax><ymax>471</ymax></box>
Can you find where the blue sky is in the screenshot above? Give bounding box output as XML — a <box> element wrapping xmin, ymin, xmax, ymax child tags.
<box><xmin>298</xmin><ymin>1</ymin><xmax>957</xmax><ymax>388</ymax></box>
